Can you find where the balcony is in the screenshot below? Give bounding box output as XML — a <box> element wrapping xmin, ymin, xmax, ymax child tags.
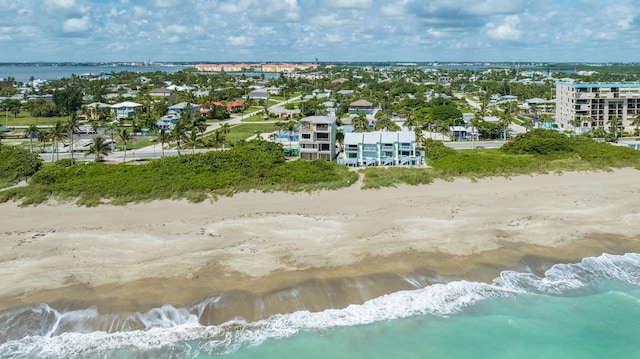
<box><xmin>576</xmin><ymin>93</ymin><xmax>596</xmax><ymax>99</ymax></box>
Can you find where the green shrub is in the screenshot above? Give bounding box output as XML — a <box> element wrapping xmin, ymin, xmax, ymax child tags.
<box><xmin>0</xmin><ymin>145</ymin><xmax>43</xmax><ymax>186</ymax></box>
<box><xmin>501</xmin><ymin>129</ymin><xmax>574</xmax><ymax>156</ymax></box>
<box><xmin>424</xmin><ymin>139</ymin><xmax>457</xmax><ymax>162</ymax></box>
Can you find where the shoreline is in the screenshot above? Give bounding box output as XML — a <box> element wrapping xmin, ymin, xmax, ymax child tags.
<box><xmin>2</xmin><ymin>169</ymin><xmax>640</xmax><ymax>321</ymax></box>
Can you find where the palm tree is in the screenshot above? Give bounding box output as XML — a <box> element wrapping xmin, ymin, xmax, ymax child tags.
<box><xmin>520</xmin><ymin>118</ymin><xmax>533</xmax><ymax>133</ymax></box>
<box><xmin>336</xmin><ymin>128</ymin><xmax>345</xmax><ymax>147</ymax></box>
<box><xmin>375</xmin><ymin>116</ymin><xmax>400</xmax><ymax>131</ymax></box>
<box><xmin>220</xmin><ymin>123</ymin><xmax>231</xmax><ymax>135</ymax></box>
<box><xmin>38</xmin><ymin>129</ymin><xmax>51</xmax><ymax>155</ymax></box>
<box><xmin>254</xmin><ymin>129</ymin><xmax>264</xmax><ymax>140</ymax></box>
<box><xmin>106</xmin><ymin>123</ymin><xmax>118</xmax><ymax>152</ymax></box>
<box><xmin>183</xmin><ymin>130</ymin><xmax>202</xmax><ymax>154</ymax></box>
<box><xmin>414</xmin><ymin>128</ymin><xmax>426</xmax><ymax>147</ymax></box>
<box><xmin>219</xmin><ymin>123</ymin><xmax>231</xmax><ymax>149</ymax></box>
<box><xmin>498</xmin><ymin>111</ymin><xmax>513</xmax><ymax>140</ymax></box>
<box><xmin>24</xmin><ymin>124</ymin><xmax>40</xmax><ymax>153</ymax></box>
<box><xmin>118</xmin><ymin>127</ymin><xmax>132</xmax><ymax>162</ymax></box>
<box><xmin>608</xmin><ymin>116</ymin><xmax>622</xmax><ymax>141</ymax></box>
<box><xmin>570</xmin><ymin>116</ymin><xmax>583</xmax><ymax>135</ymax></box>
<box><xmin>353</xmin><ymin>114</ymin><xmax>368</xmax><ymax>132</ymax></box>
<box><xmin>402</xmin><ymin>116</ymin><xmax>418</xmax><ymax>131</ymax></box>
<box><xmin>285</xmin><ymin>120</ymin><xmax>298</xmax><ymax>151</ymax></box>
<box><xmin>274</xmin><ymin>120</ymin><xmax>286</xmax><ymax>131</ymax></box>
<box><xmin>631</xmin><ymin>113</ymin><xmax>640</xmax><ymax>137</ymax></box>
<box><xmin>156</xmin><ymin>129</ymin><xmax>171</xmax><ymax>158</ymax></box>
<box><xmin>540</xmin><ymin>114</ymin><xmax>554</xmax><ymax>130</ymax></box>
<box><xmin>190</xmin><ymin>115</ymin><xmax>207</xmax><ymax>135</ymax></box>
<box><xmin>50</xmin><ymin>120</ymin><xmax>67</xmax><ymax>161</ymax></box>
<box><xmin>592</xmin><ymin>126</ymin><xmax>606</xmax><ymax>139</ymax></box>
<box><xmin>207</xmin><ymin>130</ymin><xmax>225</xmax><ymax>149</ymax></box>
<box><xmin>85</xmin><ymin>136</ymin><xmax>111</xmax><ymax>162</ymax></box>
<box><xmin>171</xmin><ymin>121</ymin><xmax>187</xmax><ymax>155</ymax></box>
<box><xmin>65</xmin><ymin>114</ymin><xmax>80</xmax><ymax>160</ymax></box>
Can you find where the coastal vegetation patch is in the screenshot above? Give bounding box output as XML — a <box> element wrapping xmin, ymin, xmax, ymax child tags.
<box><xmin>362</xmin><ymin>129</ymin><xmax>640</xmax><ymax>185</ymax></box>
<box><xmin>0</xmin><ymin>146</ymin><xmax>42</xmax><ymax>188</ymax></box>
<box><xmin>0</xmin><ymin>140</ymin><xmax>357</xmax><ymax>206</ymax></box>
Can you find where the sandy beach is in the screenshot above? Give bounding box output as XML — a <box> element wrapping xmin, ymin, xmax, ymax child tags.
<box><xmin>2</xmin><ymin>169</ymin><xmax>640</xmax><ymax>323</ymax></box>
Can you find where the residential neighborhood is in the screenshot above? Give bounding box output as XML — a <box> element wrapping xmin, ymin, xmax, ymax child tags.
<box><xmin>3</xmin><ymin>62</ymin><xmax>640</xmax><ymax>164</ymax></box>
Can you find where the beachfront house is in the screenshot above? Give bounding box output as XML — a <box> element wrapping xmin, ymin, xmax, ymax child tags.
<box><xmin>299</xmin><ymin>116</ymin><xmax>337</xmax><ymax>161</ymax></box>
<box><xmin>339</xmin><ymin>131</ymin><xmax>421</xmax><ymax>167</ymax></box>
<box><xmin>111</xmin><ymin>101</ymin><xmax>142</xmax><ymax>120</ymax></box>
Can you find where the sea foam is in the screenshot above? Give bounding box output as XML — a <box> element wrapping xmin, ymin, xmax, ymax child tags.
<box><xmin>1</xmin><ymin>252</ymin><xmax>639</xmax><ymax>358</ymax></box>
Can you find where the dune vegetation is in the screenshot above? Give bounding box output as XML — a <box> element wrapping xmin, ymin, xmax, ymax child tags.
<box><xmin>2</xmin><ymin>130</ymin><xmax>640</xmax><ymax>205</ymax></box>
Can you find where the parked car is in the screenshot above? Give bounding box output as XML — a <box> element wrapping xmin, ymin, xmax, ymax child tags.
<box><xmin>78</xmin><ymin>126</ymin><xmax>98</xmax><ymax>135</ymax></box>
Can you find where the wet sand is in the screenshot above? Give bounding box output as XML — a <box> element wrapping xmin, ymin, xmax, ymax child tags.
<box><xmin>1</xmin><ymin>169</ymin><xmax>640</xmax><ymax>322</ymax></box>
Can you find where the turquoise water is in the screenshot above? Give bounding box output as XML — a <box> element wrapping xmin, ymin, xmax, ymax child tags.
<box><xmin>1</xmin><ymin>253</ymin><xmax>639</xmax><ymax>358</ymax></box>
<box><xmin>225</xmin><ymin>285</ymin><xmax>640</xmax><ymax>359</ymax></box>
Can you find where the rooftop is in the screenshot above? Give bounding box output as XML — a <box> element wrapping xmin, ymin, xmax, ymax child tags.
<box><xmin>558</xmin><ymin>82</ymin><xmax>640</xmax><ymax>88</ymax></box>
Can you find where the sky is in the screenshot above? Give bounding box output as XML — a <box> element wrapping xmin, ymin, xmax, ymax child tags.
<box><xmin>1</xmin><ymin>0</ymin><xmax>639</xmax><ymax>63</ymax></box>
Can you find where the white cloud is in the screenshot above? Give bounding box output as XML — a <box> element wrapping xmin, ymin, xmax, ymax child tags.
<box><xmin>325</xmin><ymin>0</ymin><xmax>372</xmax><ymax>9</ymax></box>
<box><xmin>62</xmin><ymin>16</ymin><xmax>91</xmax><ymax>33</ymax></box>
<box><xmin>485</xmin><ymin>15</ymin><xmax>521</xmax><ymax>41</ymax></box>
<box><xmin>228</xmin><ymin>35</ymin><xmax>255</xmax><ymax>47</ymax></box>
<box><xmin>2</xmin><ymin>0</ymin><xmax>640</xmax><ymax>62</ymax></box>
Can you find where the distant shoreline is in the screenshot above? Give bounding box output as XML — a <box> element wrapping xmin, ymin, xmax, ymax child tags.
<box><xmin>2</xmin><ymin>169</ymin><xmax>640</xmax><ymax>321</ymax></box>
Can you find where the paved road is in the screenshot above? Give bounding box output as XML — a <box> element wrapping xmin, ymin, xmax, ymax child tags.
<box><xmin>445</xmin><ymin>140</ymin><xmax>506</xmax><ymax>150</ymax></box>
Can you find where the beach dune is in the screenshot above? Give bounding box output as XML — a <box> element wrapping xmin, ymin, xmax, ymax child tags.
<box><xmin>2</xmin><ymin>169</ymin><xmax>640</xmax><ymax>322</ymax></box>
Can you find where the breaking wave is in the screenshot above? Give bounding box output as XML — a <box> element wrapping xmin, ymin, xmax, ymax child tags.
<box><xmin>1</xmin><ymin>252</ymin><xmax>639</xmax><ymax>358</ymax></box>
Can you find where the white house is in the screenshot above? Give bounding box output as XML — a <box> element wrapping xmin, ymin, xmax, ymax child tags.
<box><xmin>111</xmin><ymin>101</ymin><xmax>142</xmax><ymax>120</ymax></box>
<box><xmin>339</xmin><ymin>131</ymin><xmax>421</xmax><ymax>167</ymax></box>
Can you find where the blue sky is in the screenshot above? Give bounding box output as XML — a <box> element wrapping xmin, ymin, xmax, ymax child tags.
<box><xmin>1</xmin><ymin>0</ymin><xmax>639</xmax><ymax>63</ymax></box>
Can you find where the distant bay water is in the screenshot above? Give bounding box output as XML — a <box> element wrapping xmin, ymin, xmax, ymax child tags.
<box><xmin>0</xmin><ymin>64</ymin><xmax>277</xmax><ymax>83</ymax></box>
<box><xmin>0</xmin><ymin>64</ymin><xmax>192</xmax><ymax>83</ymax></box>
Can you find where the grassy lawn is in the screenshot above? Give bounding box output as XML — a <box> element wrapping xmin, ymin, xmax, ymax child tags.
<box><xmin>241</xmin><ymin>113</ymin><xmax>268</xmax><ymax>122</ymax></box>
<box><xmin>114</xmin><ymin>137</ymin><xmax>155</xmax><ymax>151</ymax></box>
<box><xmin>227</xmin><ymin>123</ymin><xmax>276</xmax><ymax>146</ymax></box>
<box><xmin>3</xmin><ymin>111</ymin><xmax>70</xmax><ymax>127</ymax></box>
<box><xmin>237</xmin><ymin>107</ymin><xmax>265</xmax><ymax>116</ymax></box>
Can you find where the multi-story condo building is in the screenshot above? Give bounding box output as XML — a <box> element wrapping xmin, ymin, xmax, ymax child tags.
<box><xmin>556</xmin><ymin>83</ymin><xmax>640</xmax><ymax>133</ymax></box>
<box><xmin>298</xmin><ymin>116</ymin><xmax>336</xmax><ymax>161</ymax></box>
<box><xmin>339</xmin><ymin>131</ymin><xmax>421</xmax><ymax>167</ymax></box>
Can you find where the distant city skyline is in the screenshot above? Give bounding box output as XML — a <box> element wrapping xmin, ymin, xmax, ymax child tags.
<box><xmin>1</xmin><ymin>0</ymin><xmax>639</xmax><ymax>63</ymax></box>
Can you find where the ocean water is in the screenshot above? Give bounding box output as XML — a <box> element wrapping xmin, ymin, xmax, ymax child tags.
<box><xmin>1</xmin><ymin>252</ymin><xmax>639</xmax><ymax>358</ymax></box>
